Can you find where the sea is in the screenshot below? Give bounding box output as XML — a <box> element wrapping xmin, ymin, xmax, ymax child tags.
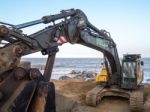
<box><xmin>21</xmin><ymin>58</ymin><xmax>150</xmax><ymax>83</ymax></box>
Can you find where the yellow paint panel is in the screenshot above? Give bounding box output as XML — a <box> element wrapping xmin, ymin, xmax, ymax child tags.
<box><xmin>96</xmin><ymin>68</ymin><xmax>108</xmax><ymax>82</ymax></box>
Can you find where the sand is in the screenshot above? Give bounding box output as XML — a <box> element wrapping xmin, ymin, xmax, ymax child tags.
<box><xmin>52</xmin><ymin>79</ymin><xmax>150</xmax><ymax>112</ymax></box>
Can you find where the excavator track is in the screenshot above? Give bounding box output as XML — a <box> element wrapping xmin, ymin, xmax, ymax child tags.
<box><xmin>129</xmin><ymin>88</ymin><xmax>144</xmax><ymax>112</ymax></box>
<box><xmin>86</xmin><ymin>86</ymin><xmax>144</xmax><ymax>112</ymax></box>
<box><xmin>86</xmin><ymin>86</ymin><xmax>104</xmax><ymax>106</ymax></box>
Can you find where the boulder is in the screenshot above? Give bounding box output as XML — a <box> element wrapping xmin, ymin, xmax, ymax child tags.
<box><xmin>85</xmin><ymin>72</ymin><xmax>94</xmax><ymax>78</ymax></box>
<box><xmin>70</xmin><ymin>70</ymin><xmax>81</xmax><ymax>74</ymax></box>
<box><xmin>73</xmin><ymin>71</ymin><xmax>95</xmax><ymax>80</ymax></box>
<box><xmin>59</xmin><ymin>76</ymin><xmax>70</xmax><ymax>80</ymax></box>
<box><xmin>73</xmin><ymin>74</ymin><xmax>84</xmax><ymax>80</ymax></box>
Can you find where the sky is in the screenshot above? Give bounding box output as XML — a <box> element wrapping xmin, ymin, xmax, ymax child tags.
<box><xmin>0</xmin><ymin>0</ymin><xmax>150</xmax><ymax>58</ymax></box>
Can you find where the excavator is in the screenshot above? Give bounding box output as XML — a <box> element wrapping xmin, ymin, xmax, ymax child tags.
<box><xmin>93</xmin><ymin>54</ymin><xmax>144</xmax><ymax>111</ymax></box>
<box><xmin>96</xmin><ymin>54</ymin><xmax>144</xmax><ymax>88</ymax></box>
<box><xmin>0</xmin><ymin>9</ymin><xmax>144</xmax><ymax>112</ymax></box>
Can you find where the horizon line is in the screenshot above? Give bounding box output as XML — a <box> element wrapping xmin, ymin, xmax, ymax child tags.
<box><xmin>22</xmin><ymin>57</ymin><xmax>150</xmax><ymax>59</ymax></box>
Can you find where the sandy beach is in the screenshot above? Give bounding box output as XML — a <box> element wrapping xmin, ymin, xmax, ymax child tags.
<box><xmin>52</xmin><ymin>79</ymin><xmax>150</xmax><ymax>112</ymax></box>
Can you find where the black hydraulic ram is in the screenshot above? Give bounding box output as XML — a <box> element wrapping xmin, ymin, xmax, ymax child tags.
<box><xmin>14</xmin><ymin>9</ymin><xmax>77</xmax><ymax>29</ymax></box>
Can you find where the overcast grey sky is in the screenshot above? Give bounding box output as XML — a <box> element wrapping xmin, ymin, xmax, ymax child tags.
<box><xmin>1</xmin><ymin>0</ymin><xmax>150</xmax><ymax>58</ymax></box>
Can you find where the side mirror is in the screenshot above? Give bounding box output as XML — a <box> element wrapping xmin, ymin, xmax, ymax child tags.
<box><xmin>141</xmin><ymin>61</ymin><xmax>144</xmax><ymax>66</ymax></box>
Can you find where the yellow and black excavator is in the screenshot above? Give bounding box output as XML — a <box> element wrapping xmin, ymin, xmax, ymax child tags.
<box><xmin>0</xmin><ymin>9</ymin><xmax>144</xmax><ymax>112</ymax></box>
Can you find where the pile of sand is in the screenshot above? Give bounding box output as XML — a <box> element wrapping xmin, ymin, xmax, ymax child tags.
<box><xmin>53</xmin><ymin>79</ymin><xmax>95</xmax><ymax>104</ymax></box>
<box><xmin>52</xmin><ymin>79</ymin><xmax>150</xmax><ymax>112</ymax></box>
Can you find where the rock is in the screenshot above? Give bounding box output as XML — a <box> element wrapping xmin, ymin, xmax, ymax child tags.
<box><xmin>81</xmin><ymin>71</ymin><xmax>87</xmax><ymax>75</ymax></box>
<box><xmin>85</xmin><ymin>72</ymin><xmax>94</xmax><ymax>78</ymax></box>
<box><xmin>59</xmin><ymin>76</ymin><xmax>70</xmax><ymax>80</ymax></box>
<box><xmin>73</xmin><ymin>71</ymin><xmax>95</xmax><ymax>80</ymax></box>
<box><xmin>81</xmin><ymin>71</ymin><xmax>95</xmax><ymax>78</ymax></box>
<box><xmin>59</xmin><ymin>70</ymin><xmax>96</xmax><ymax>80</ymax></box>
<box><xmin>73</xmin><ymin>74</ymin><xmax>84</xmax><ymax>80</ymax></box>
<box><xmin>70</xmin><ymin>70</ymin><xmax>81</xmax><ymax>74</ymax></box>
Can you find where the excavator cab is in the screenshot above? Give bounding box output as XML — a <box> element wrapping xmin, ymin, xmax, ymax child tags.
<box><xmin>121</xmin><ymin>54</ymin><xmax>144</xmax><ymax>89</ymax></box>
